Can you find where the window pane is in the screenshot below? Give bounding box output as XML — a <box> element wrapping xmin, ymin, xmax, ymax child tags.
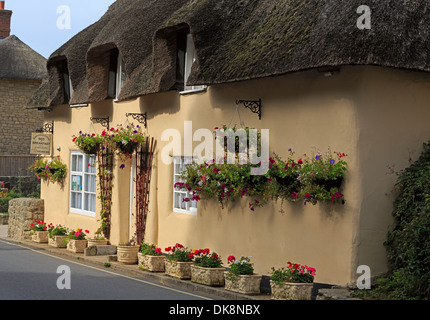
<box><xmin>72</xmin><ymin>154</ymin><xmax>83</xmax><ymax>172</ymax></box>
<box><xmin>85</xmin><ymin>155</ymin><xmax>96</xmax><ymax>173</ymax></box>
<box><xmin>71</xmin><ymin>175</ymin><xmax>82</xmax><ymax>191</ymax></box>
<box><xmin>84</xmin><ymin>193</ymin><xmax>96</xmax><ymax>212</ymax></box>
<box><xmin>174</xmin><ymin>192</ymin><xmax>188</xmax><ymax>210</ymax></box>
<box><xmin>71</xmin><ymin>192</ymin><xmax>82</xmax><ymax>209</ymax></box>
<box><xmin>84</xmin><ymin>174</ymin><xmax>96</xmax><ymax>193</ymax></box>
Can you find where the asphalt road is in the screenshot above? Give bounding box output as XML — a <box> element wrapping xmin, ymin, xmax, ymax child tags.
<box><xmin>0</xmin><ymin>239</ymin><xmax>217</xmax><ymax>300</ymax></box>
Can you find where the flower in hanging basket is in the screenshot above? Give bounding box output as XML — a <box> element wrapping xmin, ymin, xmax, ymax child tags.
<box><xmin>72</xmin><ymin>131</ymin><xmax>104</xmax><ymax>154</ymax></box>
<box><xmin>29</xmin><ymin>156</ymin><xmax>67</xmax><ymax>184</ymax></box>
<box><xmin>108</xmin><ymin>124</ymin><xmax>145</xmax><ymax>155</ymax></box>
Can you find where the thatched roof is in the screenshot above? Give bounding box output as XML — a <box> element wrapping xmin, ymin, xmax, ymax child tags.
<box><xmin>29</xmin><ymin>0</ymin><xmax>430</xmax><ymax>108</ymax></box>
<box><xmin>0</xmin><ymin>35</ymin><xmax>46</xmax><ymax>80</ymax></box>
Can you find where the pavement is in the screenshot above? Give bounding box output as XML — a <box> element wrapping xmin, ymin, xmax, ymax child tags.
<box><xmin>0</xmin><ymin>225</ymin><xmax>360</xmax><ymax>300</ymax></box>
<box><xmin>0</xmin><ymin>225</ymin><xmax>271</xmax><ymax>300</ymax></box>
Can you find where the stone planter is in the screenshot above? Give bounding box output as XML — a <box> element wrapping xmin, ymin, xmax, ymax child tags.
<box><xmin>117</xmin><ymin>245</ymin><xmax>140</xmax><ymax>264</ymax></box>
<box><xmin>31</xmin><ymin>231</ymin><xmax>48</xmax><ymax>243</ymax></box>
<box><xmin>138</xmin><ymin>252</ymin><xmax>165</xmax><ymax>272</ymax></box>
<box><xmin>165</xmin><ymin>260</ymin><xmax>193</xmax><ymax>279</ymax></box>
<box><xmin>191</xmin><ymin>265</ymin><xmax>225</xmax><ymax>287</ymax></box>
<box><xmin>67</xmin><ymin>239</ymin><xmax>88</xmax><ymax>253</ymax></box>
<box><xmin>224</xmin><ymin>272</ymin><xmax>262</xmax><ymax>295</ymax></box>
<box><xmin>48</xmin><ymin>235</ymin><xmax>67</xmax><ymax>248</ymax></box>
<box><xmin>270</xmin><ymin>280</ymin><xmax>314</xmax><ymax>300</ymax></box>
<box><xmin>88</xmin><ymin>239</ymin><xmax>109</xmax><ymax>247</ymax></box>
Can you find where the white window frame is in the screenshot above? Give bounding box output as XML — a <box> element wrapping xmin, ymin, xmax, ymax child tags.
<box><xmin>180</xmin><ymin>33</ymin><xmax>206</xmax><ymax>95</ymax></box>
<box><xmin>115</xmin><ymin>53</ymin><xmax>126</xmax><ymax>101</ymax></box>
<box><xmin>173</xmin><ymin>156</ymin><xmax>197</xmax><ymax>215</ymax></box>
<box><xmin>70</xmin><ymin>150</ymin><xmax>97</xmax><ymax>217</ymax></box>
<box><xmin>63</xmin><ymin>73</ymin><xmax>73</xmax><ymax>103</ymax></box>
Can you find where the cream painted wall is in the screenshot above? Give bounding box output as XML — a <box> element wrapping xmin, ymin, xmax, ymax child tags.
<box><xmin>354</xmin><ymin>66</ymin><xmax>430</xmax><ymax>281</ymax></box>
<box><xmin>40</xmin><ymin>65</ymin><xmax>429</xmax><ymax>286</ymax></box>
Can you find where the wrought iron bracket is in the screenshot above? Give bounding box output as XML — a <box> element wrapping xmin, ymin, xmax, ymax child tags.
<box><xmin>36</xmin><ymin>121</ymin><xmax>54</xmax><ymax>134</ymax></box>
<box><xmin>90</xmin><ymin>117</ymin><xmax>110</xmax><ymax>130</ymax></box>
<box><xmin>236</xmin><ymin>99</ymin><xmax>262</xmax><ymax>120</ymax></box>
<box><xmin>126</xmin><ymin>112</ymin><xmax>147</xmax><ymax>128</ymax></box>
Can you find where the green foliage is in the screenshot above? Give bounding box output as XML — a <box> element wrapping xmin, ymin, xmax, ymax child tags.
<box><xmin>384</xmin><ymin>142</ymin><xmax>430</xmax><ymax>299</ymax></box>
<box><xmin>47</xmin><ymin>223</ymin><xmax>68</xmax><ymax>238</ymax></box>
<box><xmin>72</xmin><ymin>132</ymin><xmax>104</xmax><ymax>154</ymax></box>
<box><xmin>192</xmin><ymin>249</ymin><xmax>223</xmax><ymax>268</ymax></box>
<box><xmin>28</xmin><ymin>156</ymin><xmax>67</xmax><ymax>184</ymax></box>
<box><xmin>175</xmin><ymin>145</ymin><xmax>347</xmax><ymax>211</ymax></box>
<box><xmin>226</xmin><ymin>256</ymin><xmax>254</xmax><ymax>281</ymax></box>
<box><xmin>270</xmin><ymin>262</ymin><xmax>316</xmax><ymax>284</ymax></box>
<box><xmin>140</xmin><ymin>243</ymin><xmax>162</xmax><ymax>256</ymax></box>
<box><xmin>165</xmin><ymin>243</ymin><xmax>193</xmax><ymax>262</ymax></box>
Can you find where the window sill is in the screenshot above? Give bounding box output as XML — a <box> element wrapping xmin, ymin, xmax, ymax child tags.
<box><xmin>179</xmin><ymin>86</ymin><xmax>207</xmax><ymax>95</ymax></box>
<box><xmin>70</xmin><ymin>104</ymin><xmax>88</xmax><ymax>108</ymax></box>
<box><xmin>173</xmin><ymin>208</ymin><xmax>197</xmax><ymax>215</ymax></box>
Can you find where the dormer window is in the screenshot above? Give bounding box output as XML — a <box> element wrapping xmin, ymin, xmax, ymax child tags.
<box><xmin>62</xmin><ymin>71</ymin><xmax>73</xmax><ymax>103</ymax></box>
<box><xmin>176</xmin><ymin>31</ymin><xmax>206</xmax><ymax>94</ymax></box>
<box><xmin>108</xmin><ymin>48</ymin><xmax>127</xmax><ymax>100</ymax></box>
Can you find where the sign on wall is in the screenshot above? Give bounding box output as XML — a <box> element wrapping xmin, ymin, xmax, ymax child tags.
<box><xmin>30</xmin><ymin>133</ymin><xmax>52</xmax><ymax>155</ymax></box>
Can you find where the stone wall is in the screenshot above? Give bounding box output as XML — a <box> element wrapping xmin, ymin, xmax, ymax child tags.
<box><xmin>7</xmin><ymin>198</ymin><xmax>44</xmax><ymax>240</ymax></box>
<box><xmin>0</xmin><ymin>78</ymin><xmax>44</xmax><ymax>155</ymax></box>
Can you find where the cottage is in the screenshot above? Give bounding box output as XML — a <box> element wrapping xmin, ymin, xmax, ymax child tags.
<box><xmin>28</xmin><ymin>0</ymin><xmax>430</xmax><ymax>286</ymax></box>
<box><xmin>0</xmin><ymin>1</ymin><xmax>46</xmax><ymax>189</ymax></box>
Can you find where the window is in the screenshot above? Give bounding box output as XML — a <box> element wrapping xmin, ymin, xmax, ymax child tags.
<box><xmin>108</xmin><ymin>49</ymin><xmax>127</xmax><ymax>100</ymax></box>
<box><xmin>62</xmin><ymin>72</ymin><xmax>73</xmax><ymax>103</ymax></box>
<box><xmin>70</xmin><ymin>151</ymin><xmax>97</xmax><ymax>217</ymax></box>
<box><xmin>176</xmin><ymin>32</ymin><xmax>206</xmax><ymax>93</ymax></box>
<box><xmin>173</xmin><ymin>156</ymin><xmax>197</xmax><ymax>214</ymax></box>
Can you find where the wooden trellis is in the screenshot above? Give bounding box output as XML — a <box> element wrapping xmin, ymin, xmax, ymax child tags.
<box><xmin>135</xmin><ymin>137</ymin><xmax>156</xmax><ymax>246</ymax></box>
<box><xmin>97</xmin><ymin>148</ymin><xmax>114</xmax><ymax>239</ymax></box>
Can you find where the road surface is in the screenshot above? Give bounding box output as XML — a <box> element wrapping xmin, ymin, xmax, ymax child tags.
<box><xmin>0</xmin><ymin>239</ymin><xmax>217</xmax><ymax>300</ymax></box>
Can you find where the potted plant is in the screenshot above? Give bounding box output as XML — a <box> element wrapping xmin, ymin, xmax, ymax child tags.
<box><xmin>270</xmin><ymin>261</ymin><xmax>316</xmax><ymax>300</ymax></box>
<box><xmin>138</xmin><ymin>243</ymin><xmax>164</xmax><ymax>272</ymax></box>
<box><xmin>66</xmin><ymin>228</ymin><xmax>89</xmax><ymax>253</ymax></box>
<box><xmin>117</xmin><ymin>240</ymin><xmax>140</xmax><ymax>265</ymax></box>
<box><xmin>72</xmin><ymin>131</ymin><xmax>104</xmax><ymax>154</ymax></box>
<box><xmin>225</xmin><ymin>255</ymin><xmax>261</xmax><ymax>295</ymax></box>
<box><xmin>164</xmin><ymin>243</ymin><xmax>194</xmax><ymax>279</ymax></box>
<box><xmin>87</xmin><ymin>228</ymin><xmax>109</xmax><ymax>246</ymax></box>
<box><xmin>190</xmin><ymin>248</ymin><xmax>225</xmax><ymax>286</ymax></box>
<box><xmin>47</xmin><ymin>223</ymin><xmax>68</xmax><ymax>248</ymax></box>
<box><xmin>30</xmin><ymin>219</ymin><xmax>48</xmax><ymax>243</ymax></box>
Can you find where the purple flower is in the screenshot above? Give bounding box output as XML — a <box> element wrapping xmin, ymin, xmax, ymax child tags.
<box><xmin>329</xmin><ymin>159</ymin><xmax>336</xmax><ymax>165</ymax></box>
<box><xmin>119</xmin><ymin>164</ymin><xmax>125</xmax><ymax>169</ymax></box>
<box><xmin>315</xmin><ymin>155</ymin><xmax>321</xmax><ymax>160</ymax></box>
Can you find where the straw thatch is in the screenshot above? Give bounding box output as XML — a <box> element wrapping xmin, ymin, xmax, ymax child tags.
<box><xmin>28</xmin><ymin>0</ymin><xmax>430</xmax><ymax>108</ymax></box>
<box><xmin>0</xmin><ymin>35</ymin><xmax>46</xmax><ymax>80</ymax></box>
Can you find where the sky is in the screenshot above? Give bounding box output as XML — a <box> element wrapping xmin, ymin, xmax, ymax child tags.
<box><xmin>5</xmin><ymin>0</ymin><xmax>117</xmax><ymax>59</ymax></box>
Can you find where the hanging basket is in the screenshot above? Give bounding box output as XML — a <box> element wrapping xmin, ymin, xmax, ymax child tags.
<box><xmin>116</xmin><ymin>141</ymin><xmax>138</xmax><ymax>155</ymax></box>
